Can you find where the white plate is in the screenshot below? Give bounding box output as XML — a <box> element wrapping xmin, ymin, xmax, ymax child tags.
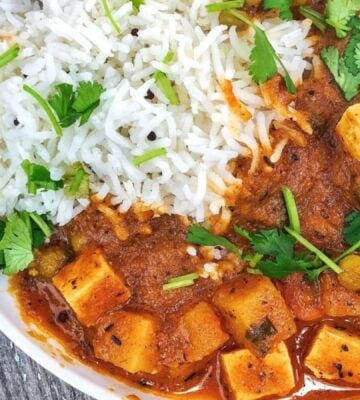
<box><xmin>0</xmin><ymin>275</ymin><xmax>160</xmax><ymax>400</ymax></box>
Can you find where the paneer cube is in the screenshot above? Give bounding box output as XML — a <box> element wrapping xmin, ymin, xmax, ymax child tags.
<box><xmin>221</xmin><ymin>342</ymin><xmax>295</xmax><ymax>400</ymax></box>
<box><xmin>93</xmin><ymin>310</ymin><xmax>160</xmax><ymax>374</ymax></box>
<box><xmin>336</xmin><ymin>103</ymin><xmax>360</xmax><ymax>161</ymax></box>
<box><xmin>321</xmin><ymin>273</ymin><xmax>360</xmax><ymax>317</ymax></box>
<box><xmin>305</xmin><ymin>324</ymin><xmax>360</xmax><ymax>384</ymax></box>
<box><xmin>213</xmin><ymin>275</ymin><xmax>296</xmax><ymax>356</ymax></box>
<box><xmin>179</xmin><ymin>301</ymin><xmax>229</xmax><ymax>363</ymax></box>
<box><xmin>53</xmin><ymin>247</ymin><xmax>130</xmax><ymax>326</ymax></box>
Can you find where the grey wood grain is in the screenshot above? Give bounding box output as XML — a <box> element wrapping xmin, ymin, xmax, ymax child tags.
<box><xmin>0</xmin><ymin>332</ymin><xmax>93</xmax><ymax>400</ymax></box>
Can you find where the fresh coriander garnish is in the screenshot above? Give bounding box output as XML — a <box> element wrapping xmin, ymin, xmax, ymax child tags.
<box><xmin>282</xmin><ymin>186</ymin><xmax>300</xmax><ymax>233</ymax></box>
<box><xmin>132</xmin><ymin>0</ymin><xmax>145</xmax><ymax>11</ymax></box>
<box><xmin>48</xmin><ymin>83</ymin><xmax>79</xmax><ymax>128</ymax></box>
<box><xmin>132</xmin><ymin>147</ymin><xmax>167</xmax><ymax>166</ymax></box>
<box><xmin>153</xmin><ymin>51</ymin><xmax>179</xmax><ymax>105</ymax></box>
<box><xmin>64</xmin><ymin>163</ymin><xmax>90</xmax><ymax>198</ymax></box>
<box><xmin>228</xmin><ymin>10</ymin><xmax>296</xmax><ymax>94</ymax></box>
<box><xmin>163</xmin><ymin>272</ymin><xmax>199</xmax><ymax>291</ymax></box>
<box><xmin>344</xmin><ymin>31</ymin><xmax>360</xmax><ymax>74</ymax></box>
<box><xmin>325</xmin><ymin>0</ymin><xmax>360</xmax><ymax>39</ymax></box>
<box><xmin>28</xmin><ymin>212</ymin><xmax>53</xmax><ymax>238</ymax></box>
<box><xmin>298</xmin><ymin>6</ymin><xmax>327</xmax><ymax>31</ymax></box>
<box><xmin>334</xmin><ymin>212</ymin><xmax>360</xmax><ymax>261</ymax></box>
<box><xmin>0</xmin><ymin>214</ymin><xmax>34</xmax><ymax>275</ymax></box>
<box><xmin>0</xmin><ymin>211</ymin><xmax>53</xmax><ymax>275</ymax></box>
<box><xmin>206</xmin><ymin>0</ymin><xmax>244</xmax><ymax>12</ymax></box>
<box><xmin>263</xmin><ymin>0</ymin><xmax>293</xmax><ymax>21</ymax></box>
<box><xmin>101</xmin><ymin>0</ymin><xmax>121</xmax><ymax>34</ymax></box>
<box><xmin>49</xmin><ymin>81</ymin><xmax>105</xmax><ymax>127</ymax></box>
<box><xmin>21</xmin><ymin>160</ymin><xmax>64</xmax><ymax>195</ymax></box>
<box><xmin>23</xmin><ymin>84</ymin><xmax>63</xmax><ymax>136</ymax></box>
<box><xmin>320</xmin><ymin>46</ymin><xmax>360</xmax><ymax>100</ymax></box>
<box><xmin>0</xmin><ymin>44</ymin><xmax>20</xmax><ymax>69</ymax></box>
<box><xmin>284</xmin><ymin>227</ymin><xmax>342</xmax><ymax>274</ymax></box>
<box><xmin>187</xmin><ymin>224</ymin><xmax>241</xmax><ymax>257</ymax></box>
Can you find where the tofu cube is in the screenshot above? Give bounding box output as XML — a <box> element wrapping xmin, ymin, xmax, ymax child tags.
<box><xmin>179</xmin><ymin>301</ymin><xmax>229</xmax><ymax>362</ymax></box>
<box><xmin>221</xmin><ymin>342</ymin><xmax>295</xmax><ymax>400</ymax></box>
<box><xmin>93</xmin><ymin>310</ymin><xmax>160</xmax><ymax>374</ymax></box>
<box><xmin>305</xmin><ymin>324</ymin><xmax>360</xmax><ymax>384</ymax></box>
<box><xmin>321</xmin><ymin>273</ymin><xmax>360</xmax><ymax>317</ymax></box>
<box><xmin>53</xmin><ymin>247</ymin><xmax>130</xmax><ymax>326</ymax></box>
<box><xmin>336</xmin><ymin>103</ymin><xmax>360</xmax><ymax>161</ymax></box>
<box><xmin>213</xmin><ymin>275</ymin><xmax>296</xmax><ymax>356</ymax></box>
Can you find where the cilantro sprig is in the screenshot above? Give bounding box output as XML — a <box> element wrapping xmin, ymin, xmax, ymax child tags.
<box><xmin>64</xmin><ymin>163</ymin><xmax>90</xmax><ymax>198</ymax></box>
<box><xmin>0</xmin><ymin>212</ymin><xmax>53</xmax><ymax>275</ymax></box>
<box><xmin>0</xmin><ymin>44</ymin><xmax>20</xmax><ymax>69</ymax></box>
<box><xmin>299</xmin><ymin>6</ymin><xmax>327</xmax><ymax>32</ymax></box>
<box><xmin>325</xmin><ymin>0</ymin><xmax>360</xmax><ymax>38</ymax></box>
<box><xmin>321</xmin><ymin>46</ymin><xmax>360</xmax><ymax>100</ymax></box>
<box><xmin>49</xmin><ymin>81</ymin><xmax>105</xmax><ymax>127</ymax></box>
<box><xmin>163</xmin><ymin>272</ymin><xmax>199</xmax><ymax>291</ymax></box>
<box><xmin>132</xmin><ymin>147</ymin><xmax>167</xmax><ymax>166</ymax></box>
<box><xmin>187</xmin><ymin>224</ymin><xmax>241</xmax><ymax>257</ymax></box>
<box><xmin>153</xmin><ymin>52</ymin><xmax>179</xmax><ymax>105</ymax></box>
<box><xmin>263</xmin><ymin>0</ymin><xmax>293</xmax><ymax>21</ymax></box>
<box><xmin>228</xmin><ymin>10</ymin><xmax>296</xmax><ymax>94</ymax></box>
<box><xmin>21</xmin><ymin>160</ymin><xmax>64</xmax><ymax>195</ymax></box>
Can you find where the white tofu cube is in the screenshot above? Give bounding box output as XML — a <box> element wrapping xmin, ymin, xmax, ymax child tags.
<box><xmin>221</xmin><ymin>342</ymin><xmax>295</xmax><ymax>400</ymax></box>
<box><xmin>305</xmin><ymin>324</ymin><xmax>360</xmax><ymax>384</ymax></box>
<box><xmin>93</xmin><ymin>310</ymin><xmax>160</xmax><ymax>374</ymax></box>
<box><xmin>53</xmin><ymin>247</ymin><xmax>130</xmax><ymax>326</ymax></box>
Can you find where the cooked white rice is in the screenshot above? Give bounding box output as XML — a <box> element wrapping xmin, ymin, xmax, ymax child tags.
<box><xmin>0</xmin><ymin>0</ymin><xmax>313</xmax><ymax>225</ymax></box>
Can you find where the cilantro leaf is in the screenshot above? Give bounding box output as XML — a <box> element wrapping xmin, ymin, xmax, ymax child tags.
<box><xmin>228</xmin><ymin>10</ymin><xmax>296</xmax><ymax>94</ymax></box>
<box><xmin>250</xmin><ymin>229</ymin><xmax>295</xmax><ymax>258</ymax></box>
<box><xmin>187</xmin><ymin>224</ymin><xmax>241</xmax><ymax>257</ymax></box>
<box><xmin>249</xmin><ymin>28</ymin><xmax>278</xmax><ymax>83</ymax></box>
<box><xmin>321</xmin><ymin>46</ymin><xmax>360</xmax><ymax>100</ymax></box>
<box><xmin>344</xmin><ymin>212</ymin><xmax>360</xmax><ymax>245</ymax></box>
<box><xmin>344</xmin><ymin>33</ymin><xmax>360</xmax><ymax>74</ymax></box>
<box><xmin>325</xmin><ymin>0</ymin><xmax>360</xmax><ymax>38</ymax></box>
<box><xmin>299</xmin><ymin>6</ymin><xmax>327</xmax><ymax>32</ymax></box>
<box><xmin>48</xmin><ymin>84</ymin><xmax>79</xmax><ymax>128</ymax></box>
<box><xmin>0</xmin><ymin>214</ymin><xmax>34</xmax><ymax>275</ymax></box>
<box><xmin>72</xmin><ymin>81</ymin><xmax>105</xmax><ymax>126</ymax></box>
<box><xmin>64</xmin><ymin>163</ymin><xmax>90</xmax><ymax>198</ymax></box>
<box><xmin>263</xmin><ymin>0</ymin><xmax>293</xmax><ymax>21</ymax></box>
<box><xmin>132</xmin><ymin>0</ymin><xmax>145</xmax><ymax>11</ymax></box>
<box><xmin>256</xmin><ymin>255</ymin><xmax>309</xmax><ymax>279</ymax></box>
<box><xmin>21</xmin><ymin>160</ymin><xmax>64</xmax><ymax>195</ymax></box>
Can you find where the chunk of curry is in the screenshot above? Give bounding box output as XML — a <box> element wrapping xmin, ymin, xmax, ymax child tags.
<box><xmin>221</xmin><ymin>342</ymin><xmax>295</xmax><ymax>400</ymax></box>
<box><xmin>305</xmin><ymin>324</ymin><xmax>360</xmax><ymax>384</ymax></box>
<box><xmin>213</xmin><ymin>275</ymin><xmax>296</xmax><ymax>357</ymax></box>
<box><xmin>93</xmin><ymin>310</ymin><xmax>160</xmax><ymax>374</ymax></box>
<box><xmin>52</xmin><ymin>247</ymin><xmax>130</xmax><ymax>326</ymax></box>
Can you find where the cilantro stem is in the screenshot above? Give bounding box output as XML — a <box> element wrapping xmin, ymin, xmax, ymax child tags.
<box><xmin>68</xmin><ymin>167</ymin><xmax>86</xmax><ymax>196</ymax></box>
<box><xmin>163</xmin><ymin>273</ymin><xmax>199</xmax><ymax>291</ymax></box>
<box><xmin>154</xmin><ymin>52</ymin><xmax>179</xmax><ymax>105</ymax></box>
<box><xmin>23</xmin><ymin>85</ymin><xmax>62</xmax><ymax>137</ymax></box>
<box><xmin>29</xmin><ymin>212</ymin><xmax>52</xmax><ymax>238</ymax></box>
<box><xmin>299</xmin><ymin>6</ymin><xmax>326</xmax><ymax>32</ymax></box>
<box><xmin>282</xmin><ymin>186</ymin><xmax>300</xmax><ymax>233</ymax></box>
<box><xmin>100</xmin><ymin>0</ymin><xmax>121</xmax><ymax>34</ymax></box>
<box><xmin>206</xmin><ymin>0</ymin><xmax>244</xmax><ymax>12</ymax></box>
<box><xmin>284</xmin><ymin>227</ymin><xmax>342</xmax><ymax>274</ymax></box>
<box><xmin>132</xmin><ymin>147</ymin><xmax>167</xmax><ymax>166</ymax></box>
<box><xmin>0</xmin><ymin>44</ymin><xmax>20</xmax><ymax>69</ymax></box>
<box><xmin>334</xmin><ymin>238</ymin><xmax>360</xmax><ymax>263</ymax></box>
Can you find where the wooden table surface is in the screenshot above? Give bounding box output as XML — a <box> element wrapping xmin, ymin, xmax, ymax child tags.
<box><xmin>0</xmin><ymin>331</ymin><xmax>93</xmax><ymax>400</ymax></box>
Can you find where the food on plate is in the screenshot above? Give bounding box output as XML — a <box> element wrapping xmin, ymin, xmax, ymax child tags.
<box><xmin>1</xmin><ymin>0</ymin><xmax>360</xmax><ymax>399</ymax></box>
